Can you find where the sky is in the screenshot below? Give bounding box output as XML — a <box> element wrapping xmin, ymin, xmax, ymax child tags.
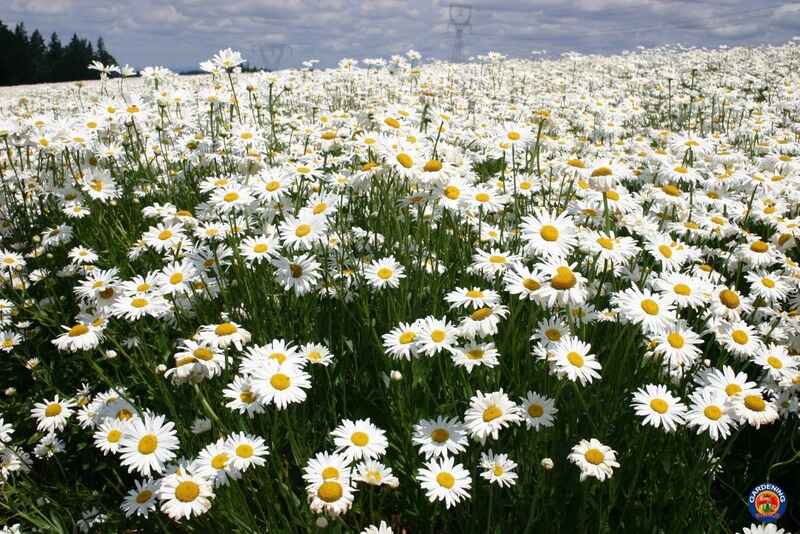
<box><xmin>2</xmin><ymin>0</ymin><xmax>800</xmax><ymax>71</ymax></box>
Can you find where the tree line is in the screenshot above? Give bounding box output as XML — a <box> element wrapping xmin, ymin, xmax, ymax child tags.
<box><xmin>0</xmin><ymin>20</ymin><xmax>118</xmax><ymax>86</ymax></box>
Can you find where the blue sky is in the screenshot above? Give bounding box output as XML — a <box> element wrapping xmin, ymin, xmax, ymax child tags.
<box><xmin>2</xmin><ymin>0</ymin><xmax>799</xmax><ymax>70</ymax></box>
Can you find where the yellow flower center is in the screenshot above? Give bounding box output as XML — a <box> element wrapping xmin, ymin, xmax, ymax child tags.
<box><xmin>674</xmin><ymin>283</ymin><xmax>691</xmax><ymax>296</ymax></box>
<box><xmin>169</xmin><ymin>273</ymin><xmax>183</xmax><ymax>285</ymax></box>
<box><xmin>658</xmin><ymin>244</ymin><xmax>673</xmax><ymax>258</ymax></box>
<box><xmin>584</xmin><ymin>448</ymin><xmax>604</xmax><ymax>465</ymax></box>
<box><xmin>158</xmin><ymin>230</ymin><xmax>172</xmax><ymax>241</ymax></box>
<box><xmin>523</xmin><ymin>278</ymin><xmax>541</xmax><ymax>291</ymax></box>
<box><xmin>475</xmin><ymin>192</ymin><xmax>490</xmax><ymax>203</ymax></box>
<box><xmin>68</xmin><ymin>324</ymin><xmax>90</xmax><ymax>337</ymax></box>
<box><xmin>540</xmin><ymin>225</ymin><xmax>559</xmax><ymax>242</ymax></box>
<box><xmin>767</xmin><ymin>356</ymin><xmax>783</xmax><ymax>369</ymax></box>
<box><xmin>215</xmin><ymin>323</ymin><xmax>237</xmax><ymax>336</ymax></box>
<box><xmin>667</xmin><ymin>332</ymin><xmax>684</xmax><ymax>348</ymax></box>
<box><xmin>567</xmin><ymin>351</ymin><xmax>584</xmax><ymax>367</ymax></box>
<box><xmin>725</xmin><ymin>383</ymin><xmax>742</xmax><ymax>397</ymax></box>
<box><xmin>270</xmin><ymin>373</ymin><xmax>291</xmax><ymax>391</ymax></box>
<box><xmin>750</xmin><ymin>240</ymin><xmax>769</xmax><ymax>253</ymax></box>
<box><xmin>137</xmin><ymin>434</ymin><xmax>158</xmax><ymax>454</ymax></box>
<box><xmin>131</xmin><ymin>298</ymin><xmax>148</xmax><ymax>308</ymax></box>
<box><xmin>470</xmin><ymin>307</ymin><xmax>493</xmax><ymax>321</ymax></box>
<box><xmin>236</xmin><ymin>444</ymin><xmax>254</xmax><ymax>458</ymax></box>
<box><xmin>396</xmin><ymin>153</ymin><xmax>413</xmax><ymax>168</ymax></box>
<box><xmin>317</xmin><ymin>481</ymin><xmax>343</xmax><ymax>503</ymax></box>
<box><xmin>377</xmin><ymin>267</ymin><xmax>393</xmax><ymax>280</ymax></box>
<box><xmin>640</xmin><ymin>299</ymin><xmax>660</xmax><ymax>315</ymax></box>
<box><xmin>431</xmin><ymin>428</ymin><xmax>450</xmax><ymax>443</ymax></box>
<box><xmin>424</xmin><ymin>159</ymin><xmax>443</xmax><ymax>172</ymax></box>
<box><xmin>211</xmin><ymin>453</ymin><xmax>229</xmax><ymax>470</ymax></box>
<box><xmin>436</xmin><ymin>472</ymin><xmax>455</xmax><ymax>488</ymax></box>
<box><xmin>107</xmin><ymin>429</ymin><xmax>122</xmax><ymax>443</ymax></box>
<box><xmin>662</xmin><ymin>184</ymin><xmax>681</xmax><ymax>196</ymax></box>
<box><xmin>431</xmin><ymin>330</ymin><xmax>446</xmax><ymax>343</ymax></box>
<box><xmin>719</xmin><ymin>290</ymin><xmax>740</xmax><ymax>309</ymax></box>
<box><xmin>175</xmin><ymin>480</ymin><xmax>200</xmax><ymax>503</ymax></box>
<box><xmin>223</xmin><ymin>192</ymin><xmax>239</xmax><ymax>203</ymax></box>
<box><xmin>731</xmin><ymin>329</ymin><xmax>748</xmax><ymax>345</ymax></box>
<box><xmin>135</xmin><ymin>490</ymin><xmax>153</xmax><ymax>504</ymax></box>
<box><xmin>351</xmin><ymin>431</ymin><xmax>369</xmax><ymax>447</ymax></box>
<box><xmin>597</xmin><ymin>237</ymin><xmax>614</xmax><ymax>250</ymax></box>
<box><xmin>444</xmin><ymin>185</ymin><xmax>461</xmax><ymax>200</ymax></box>
<box><xmin>295</xmin><ymin>224</ymin><xmax>311</xmax><ymax>237</ymax></box>
<box><xmin>761</xmin><ymin>277</ymin><xmax>775</xmax><ymax>289</ymax></box>
<box><xmin>551</xmin><ymin>266</ymin><xmax>577</xmax><ymax>290</ymax></box>
<box><xmin>399</xmin><ymin>332</ymin><xmax>416</xmax><ymax>344</ymax></box>
<box><xmin>704</xmin><ymin>405</ymin><xmax>722</xmax><ymax>420</ymax></box>
<box><xmin>528</xmin><ymin>403</ymin><xmax>544</xmax><ymax>417</ymax></box>
<box><xmin>483</xmin><ymin>405</ymin><xmax>502</xmax><ymax>422</ymax></box>
<box><xmin>649</xmin><ymin>399</ymin><xmax>668</xmax><ymax>414</ymax></box>
<box><xmin>744</xmin><ymin>395</ymin><xmax>765</xmax><ymax>412</ymax></box>
<box><xmin>466</xmin><ymin>349</ymin><xmax>484</xmax><ymax>360</ymax></box>
<box><xmin>507</xmin><ymin>131</ymin><xmax>521</xmax><ymax>141</ymax></box>
<box><xmin>45</xmin><ymin>403</ymin><xmax>62</xmax><ymax>417</ymax></box>
<box><xmin>591</xmin><ymin>166</ymin><xmax>613</xmax><ymax>177</ymax></box>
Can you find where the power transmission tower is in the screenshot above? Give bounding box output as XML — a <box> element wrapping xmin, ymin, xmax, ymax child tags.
<box><xmin>258</xmin><ymin>44</ymin><xmax>293</xmax><ymax>72</ymax></box>
<box><xmin>448</xmin><ymin>3</ymin><xmax>472</xmax><ymax>63</ymax></box>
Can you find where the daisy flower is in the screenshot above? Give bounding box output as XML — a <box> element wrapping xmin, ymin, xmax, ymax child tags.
<box><xmin>223</xmin><ymin>376</ymin><xmax>265</xmax><ymax>418</ymax></box>
<box><xmin>225</xmin><ymin>432</ymin><xmax>269</xmax><ymax>472</ymax></box>
<box><xmin>93</xmin><ymin>419</ymin><xmax>127</xmax><ymax>455</ymax></box>
<box><xmin>479</xmin><ymin>450</ymin><xmax>518</xmax><ymax>488</ymax></box>
<box><xmin>279</xmin><ymin>212</ymin><xmax>327</xmax><ymax>251</ymax></box>
<box><xmin>192</xmin><ymin>438</ymin><xmax>241</xmax><ymax>487</ymax></box>
<box><xmin>415</xmin><ymin>316</ymin><xmax>458</xmax><ymax>357</ymax></box>
<box><xmin>753</xmin><ymin>344</ymin><xmax>797</xmax><ymax>380</ymax></box>
<box><xmin>301</xmin><ymin>342</ymin><xmax>334</xmax><ymax>366</ymax></box>
<box><xmin>451</xmin><ymin>341</ymin><xmax>500</xmax><ymax>373</ymax></box>
<box><xmin>119</xmin><ymin>413</ymin><xmax>180</xmax><ymax>477</ymax></box>
<box><xmin>612</xmin><ymin>287</ymin><xmax>676</xmax><ymax>334</ymax></box>
<box><xmin>158</xmin><ymin>471</ymin><xmax>214</xmax><ymax>520</ymax></box>
<box><xmin>412</xmin><ymin>416</ymin><xmax>468</xmax><ymax>459</ymax></box>
<box><xmin>362</xmin><ymin>521</ymin><xmax>394</xmax><ymax>534</ymax></box>
<box><xmin>331</xmin><ymin>418</ymin><xmax>388</xmax><ymax>463</ymax></box>
<box><xmin>272</xmin><ymin>253</ymin><xmax>322</xmax><ymax>295</ymax></box>
<box><xmin>445</xmin><ymin>287</ymin><xmax>501</xmax><ymax>310</ymax></box>
<box><xmin>356</xmin><ymin>460</ymin><xmax>399</xmax><ymax>487</ymax></box>
<box><xmin>731</xmin><ymin>390</ymin><xmax>779</xmax><ymax>429</ymax></box>
<box><xmin>463</xmin><ymin>390</ymin><xmax>521</xmax><ymax>443</ymax></box>
<box><xmin>198</xmin><ymin>320</ymin><xmax>251</xmax><ymax>350</ymax></box>
<box><xmin>52</xmin><ymin>322</ymin><xmax>103</xmax><ymax>352</ymax></box>
<box><xmin>519</xmin><ymin>391</ymin><xmax>558</xmax><ymax>430</ymax></box>
<box><xmin>631</xmin><ymin>384</ymin><xmax>687</xmax><ymax>432</ymax></box>
<box><xmin>382</xmin><ymin>322</ymin><xmax>420</xmax><ymax>360</ymax></box>
<box><xmin>685</xmin><ymin>390</ymin><xmax>735</xmax><ymax>441</ymax></box>
<box><xmin>31</xmin><ymin>395</ymin><xmax>75</xmax><ymax>433</ymax></box>
<box><xmin>717</xmin><ymin>320</ymin><xmax>762</xmax><ymax>358</ymax></box>
<box><xmin>251</xmin><ymin>361</ymin><xmax>311</xmax><ymax>410</ymax></box>
<box><xmin>302</xmin><ymin>451</ymin><xmax>352</xmax><ymax>489</ymax></box>
<box><xmin>551</xmin><ymin>336</ymin><xmax>602</xmax><ymax>386</ymax></box>
<box><xmin>364</xmin><ymin>256</ymin><xmax>406</xmax><ymax>289</ymax></box>
<box><xmin>520</xmin><ymin>209</ymin><xmax>578</xmax><ymax>259</ymax></box>
<box><xmin>417</xmin><ymin>456</ymin><xmax>472</xmax><ymax>508</ymax></box>
<box><xmin>567</xmin><ymin>438</ymin><xmax>620</xmax><ymax>482</ymax></box>
<box><xmin>458</xmin><ymin>305</ymin><xmax>509</xmax><ymax>339</ymax></box>
<box><xmin>121</xmin><ymin>478</ymin><xmax>159</xmax><ymax>518</ymax></box>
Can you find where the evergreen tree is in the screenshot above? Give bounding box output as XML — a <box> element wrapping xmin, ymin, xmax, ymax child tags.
<box><xmin>0</xmin><ymin>19</ymin><xmax>119</xmax><ymax>85</ymax></box>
